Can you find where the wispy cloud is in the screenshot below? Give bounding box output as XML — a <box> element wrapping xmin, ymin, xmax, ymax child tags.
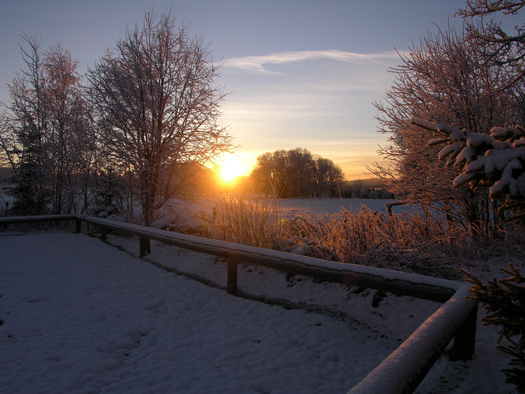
<box><xmin>223</xmin><ymin>50</ymin><xmax>401</xmax><ymax>74</ymax></box>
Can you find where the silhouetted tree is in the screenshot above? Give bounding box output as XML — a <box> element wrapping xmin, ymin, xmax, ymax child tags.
<box><xmin>86</xmin><ymin>10</ymin><xmax>233</xmax><ymax>225</ymax></box>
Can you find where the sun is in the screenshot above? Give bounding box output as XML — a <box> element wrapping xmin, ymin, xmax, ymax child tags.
<box><xmin>219</xmin><ymin>154</ymin><xmax>250</xmax><ymax>183</ymax></box>
<box><xmin>221</xmin><ymin>162</ymin><xmax>240</xmax><ymax>181</ymax></box>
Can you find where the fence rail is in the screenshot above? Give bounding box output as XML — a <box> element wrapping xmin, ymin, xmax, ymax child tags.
<box><xmin>0</xmin><ymin>214</ymin><xmax>478</xmax><ymax>394</ymax></box>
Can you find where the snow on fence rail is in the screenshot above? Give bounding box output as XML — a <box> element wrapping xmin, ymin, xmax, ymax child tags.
<box><xmin>0</xmin><ymin>214</ymin><xmax>478</xmax><ymax>394</ymax></box>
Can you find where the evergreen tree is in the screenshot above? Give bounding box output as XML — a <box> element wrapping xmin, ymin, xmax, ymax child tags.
<box><xmin>461</xmin><ymin>264</ymin><xmax>525</xmax><ymax>392</ymax></box>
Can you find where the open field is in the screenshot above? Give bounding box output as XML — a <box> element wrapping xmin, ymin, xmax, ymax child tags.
<box><xmin>276</xmin><ymin>197</ymin><xmax>404</xmax><ymax>218</ymax></box>
<box><xmin>163</xmin><ymin>197</ymin><xmax>413</xmax><ymax>222</ymax></box>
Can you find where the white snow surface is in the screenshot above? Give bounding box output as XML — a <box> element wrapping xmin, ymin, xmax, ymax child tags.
<box><xmin>0</xmin><ymin>227</ymin><xmax>519</xmax><ymax>393</ymax></box>
<box><xmin>1</xmin><ymin>232</ymin><xmax>394</xmax><ymax>394</ymax></box>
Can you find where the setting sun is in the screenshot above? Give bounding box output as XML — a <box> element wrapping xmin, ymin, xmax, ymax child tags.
<box><xmin>219</xmin><ymin>154</ymin><xmax>251</xmax><ymax>183</ymax></box>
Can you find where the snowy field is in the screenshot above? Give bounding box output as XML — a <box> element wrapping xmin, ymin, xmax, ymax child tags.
<box><xmin>276</xmin><ymin>198</ymin><xmax>399</xmax><ymax>218</ymax></box>
<box><xmin>0</xmin><ymin>230</ymin><xmax>517</xmax><ymax>393</ymax></box>
<box><xmin>168</xmin><ymin>197</ymin><xmax>414</xmax><ymax>221</ymax></box>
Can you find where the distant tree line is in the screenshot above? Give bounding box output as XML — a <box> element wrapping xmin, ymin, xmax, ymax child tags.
<box><xmin>0</xmin><ymin>10</ymin><xmax>233</xmax><ymax>222</ymax></box>
<box><xmin>339</xmin><ymin>180</ymin><xmax>394</xmax><ymax>199</ymax></box>
<box><xmin>250</xmin><ymin>148</ymin><xmax>345</xmax><ymax>198</ymax></box>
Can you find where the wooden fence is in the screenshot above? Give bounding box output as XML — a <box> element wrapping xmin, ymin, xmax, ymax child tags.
<box><xmin>0</xmin><ymin>214</ymin><xmax>478</xmax><ymax>394</ymax></box>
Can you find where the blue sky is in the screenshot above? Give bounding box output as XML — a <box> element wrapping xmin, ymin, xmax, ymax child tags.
<box><xmin>0</xmin><ymin>0</ymin><xmax>468</xmax><ymax>179</ymax></box>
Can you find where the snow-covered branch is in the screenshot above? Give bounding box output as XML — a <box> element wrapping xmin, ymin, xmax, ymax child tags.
<box><xmin>413</xmin><ymin>117</ymin><xmax>525</xmax><ymax>203</ymax></box>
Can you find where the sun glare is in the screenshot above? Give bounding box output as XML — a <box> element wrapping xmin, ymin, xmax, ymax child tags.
<box><xmin>219</xmin><ymin>155</ymin><xmax>249</xmax><ymax>183</ymax></box>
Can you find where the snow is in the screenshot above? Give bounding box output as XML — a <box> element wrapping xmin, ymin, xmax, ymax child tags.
<box><xmin>514</xmin><ymin>139</ymin><xmax>525</xmax><ymax>148</ymax></box>
<box><xmin>427</xmin><ymin>137</ymin><xmax>449</xmax><ymax>146</ymax></box>
<box><xmin>437</xmin><ymin>123</ymin><xmax>465</xmax><ymax>142</ymax></box>
<box><xmin>0</xmin><ymin>230</ymin><xmax>518</xmax><ymax>393</ymax></box>
<box><xmin>453</xmin><ymin>172</ymin><xmax>475</xmax><ymax>188</ymax></box>
<box><xmin>459</xmin><ymin>147</ymin><xmax>525</xmax><ymax>197</ymax></box>
<box><xmin>490</xmin><ymin>126</ymin><xmax>524</xmax><ymax>141</ymax></box>
<box><xmin>350</xmin><ymin>285</ymin><xmax>474</xmax><ymax>394</ymax></box>
<box><xmin>0</xmin><ymin>232</ymin><xmax>393</xmax><ymax>394</ymax></box>
<box><xmin>438</xmin><ymin>141</ymin><xmax>464</xmax><ymax>162</ymax></box>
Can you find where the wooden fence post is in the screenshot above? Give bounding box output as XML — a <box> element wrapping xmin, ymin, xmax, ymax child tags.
<box><xmin>100</xmin><ymin>226</ymin><xmax>107</xmax><ymax>241</ymax></box>
<box><xmin>75</xmin><ymin>218</ymin><xmax>81</xmax><ymax>233</ymax></box>
<box><xmin>451</xmin><ymin>304</ymin><xmax>478</xmax><ymax>360</ymax></box>
<box><xmin>227</xmin><ymin>256</ymin><xmax>239</xmax><ymax>294</ymax></box>
<box><xmin>139</xmin><ymin>236</ymin><xmax>150</xmax><ymax>257</ymax></box>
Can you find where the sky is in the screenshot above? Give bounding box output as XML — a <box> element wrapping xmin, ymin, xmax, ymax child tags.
<box><xmin>0</xmin><ymin>0</ymin><xmax>470</xmax><ymax>180</ymax></box>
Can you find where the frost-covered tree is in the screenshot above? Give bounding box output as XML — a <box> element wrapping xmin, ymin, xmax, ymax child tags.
<box><xmin>372</xmin><ymin>25</ymin><xmax>525</xmax><ymax>232</ymax></box>
<box><xmin>43</xmin><ymin>43</ymin><xmax>95</xmax><ymax>213</ymax></box>
<box><xmin>86</xmin><ymin>10</ymin><xmax>233</xmax><ymax>225</ymax></box>
<box><xmin>458</xmin><ymin>0</ymin><xmax>525</xmax><ymax>85</ymax></box>
<box><xmin>0</xmin><ymin>35</ymin><xmax>94</xmax><ymax>215</ymax></box>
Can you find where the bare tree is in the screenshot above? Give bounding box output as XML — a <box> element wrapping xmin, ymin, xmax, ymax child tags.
<box><xmin>43</xmin><ymin>43</ymin><xmax>93</xmax><ymax>213</ymax></box>
<box><xmin>327</xmin><ymin>161</ymin><xmax>344</xmax><ymax>199</ymax></box>
<box><xmin>86</xmin><ymin>10</ymin><xmax>233</xmax><ymax>225</ymax></box>
<box><xmin>286</xmin><ymin>148</ymin><xmax>314</xmax><ymax>197</ymax></box>
<box><xmin>314</xmin><ymin>156</ymin><xmax>331</xmax><ymax>198</ymax></box>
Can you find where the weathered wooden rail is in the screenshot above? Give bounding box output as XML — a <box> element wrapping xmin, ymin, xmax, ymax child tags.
<box><xmin>0</xmin><ymin>214</ymin><xmax>478</xmax><ymax>394</ymax></box>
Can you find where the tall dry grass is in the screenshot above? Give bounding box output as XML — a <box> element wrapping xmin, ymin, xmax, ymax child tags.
<box><xmin>198</xmin><ymin>196</ymin><xmax>283</xmax><ymax>249</ymax></box>
<box><xmin>198</xmin><ymin>196</ymin><xmax>525</xmax><ymax>279</ymax></box>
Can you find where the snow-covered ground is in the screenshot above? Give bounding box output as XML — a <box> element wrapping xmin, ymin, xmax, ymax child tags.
<box><xmin>0</xmin><ymin>230</ymin><xmax>518</xmax><ymax>393</ymax></box>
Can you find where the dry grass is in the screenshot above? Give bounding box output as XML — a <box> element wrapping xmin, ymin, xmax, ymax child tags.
<box><xmin>198</xmin><ymin>196</ymin><xmax>525</xmax><ymax>279</ymax></box>
<box><xmin>198</xmin><ymin>196</ymin><xmax>283</xmax><ymax>249</ymax></box>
